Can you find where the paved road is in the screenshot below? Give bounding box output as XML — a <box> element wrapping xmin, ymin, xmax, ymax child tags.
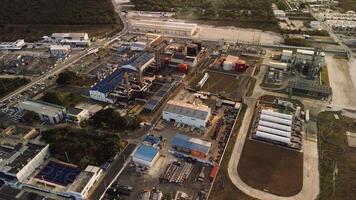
<box><xmin>227</xmin><ymin>65</ymin><xmax>320</xmax><ymax>200</ymax></box>
<box><xmin>88</xmin><ymin>143</ymin><xmax>137</xmax><ymax>200</ymax></box>
<box><xmin>0</xmin><ymin>0</ymin><xmax>130</xmax><ymax>105</ymax></box>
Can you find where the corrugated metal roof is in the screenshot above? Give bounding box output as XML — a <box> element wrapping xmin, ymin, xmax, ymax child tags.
<box><xmin>164</xmin><ymin>100</ymin><xmax>210</xmax><ymax>121</ymax></box>
<box><xmin>171</xmin><ymin>133</ymin><xmax>211</xmax><ymax>154</ymax></box>
<box><xmin>133</xmin><ymin>144</ymin><xmax>159</xmax><ymax>162</ymax></box>
<box><xmin>16</xmin><ymin>100</ymin><xmax>65</xmax><ymax>117</ymax></box>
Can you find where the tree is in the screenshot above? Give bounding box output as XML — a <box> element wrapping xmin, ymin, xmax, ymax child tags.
<box><xmin>56</xmin><ymin>70</ymin><xmax>77</xmax><ymax>85</ymax></box>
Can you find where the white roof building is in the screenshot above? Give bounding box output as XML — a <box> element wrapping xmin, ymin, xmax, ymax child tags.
<box><xmin>163</xmin><ymin>100</ymin><xmax>211</xmax><ymax>129</ymax></box>
<box><xmin>132</xmin><ymin>20</ymin><xmax>198</xmax><ymax>37</ymax></box>
<box><xmin>16</xmin><ymin>100</ymin><xmax>66</xmax><ymax>124</ymax></box>
<box><xmin>0</xmin><ymin>39</ymin><xmax>26</xmax><ymax>51</ymax></box>
<box><xmin>51</xmin><ymin>33</ymin><xmax>90</xmax><ymax>47</ymax></box>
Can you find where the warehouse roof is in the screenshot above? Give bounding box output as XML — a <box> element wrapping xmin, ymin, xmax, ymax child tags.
<box><xmin>133</xmin><ymin>145</ymin><xmax>159</xmax><ymax>162</ymax></box>
<box><xmin>90</xmin><ymin>68</ymin><xmax>127</xmax><ymax>94</ymax></box>
<box><xmin>122</xmin><ymin>52</ymin><xmax>154</xmax><ymax>71</ymax></box>
<box><xmin>164</xmin><ymin>100</ymin><xmax>211</xmax><ymax>120</ymax></box>
<box><xmin>171</xmin><ymin>133</ymin><xmax>211</xmax><ymax>154</ymax></box>
<box><xmin>51</xmin><ymin>33</ymin><xmax>88</xmax><ymax>38</ymax></box>
<box><xmin>16</xmin><ymin>100</ymin><xmax>65</xmax><ymax>117</ymax></box>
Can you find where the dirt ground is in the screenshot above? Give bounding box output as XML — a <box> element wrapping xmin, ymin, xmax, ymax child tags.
<box><xmin>189</xmin><ymin>71</ymin><xmax>250</xmax><ymax>101</ymax></box>
<box><xmin>237</xmin><ymin>139</ymin><xmax>303</xmax><ymax>196</ymax></box>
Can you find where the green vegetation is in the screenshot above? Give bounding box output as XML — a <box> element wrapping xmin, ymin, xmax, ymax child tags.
<box><xmin>210</xmin><ymin>105</ymin><xmax>255</xmax><ymax>200</ymax></box>
<box><xmin>0</xmin><ymin>0</ymin><xmax>120</xmax><ymax>41</ymax></box>
<box><xmin>284</xmin><ymin>38</ymin><xmax>311</xmax><ymax>47</ymax></box>
<box><xmin>89</xmin><ymin>108</ymin><xmax>141</xmax><ymax>131</ymax></box>
<box><xmin>56</xmin><ymin>70</ymin><xmax>95</xmax><ymax>87</ymax></box>
<box><xmin>42</xmin><ymin>90</ymin><xmax>84</xmax><ymax>107</ymax></box>
<box><xmin>317</xmin><ymin>112</ymin><xmax>356</xmax><ymax>200</ymax></box>
<box><xmin>282</xmin><ymin>29</ymin><xmax>329</xmax><ymax>37</ymax></box>
<box><xmin>0</xmin><ymin>77</ymin><xmax>29</xmax><ymax>98</ymax></box>
<box><xmin>337</xmin><ymin>0</ymin><xmax>356</xmax><ymax>11</ymax></box>
<box><xmin>320</xmin><ymin>66</ymin><xmax>330</xmax><ymax>87</ymax></box>
<box><xmin>245</xmin><ymin>78</ymin><xmax>256</xmax><ymax>97</ymax></box>
<box><xmin>42</xmin><ymin>128</ymin><xmax>124</xmax><ymax>168</ymax></box>
<box><xmin>131</xmin><ymin>0</ymin><xmax>278</xmax><ymax>31</ymax></box>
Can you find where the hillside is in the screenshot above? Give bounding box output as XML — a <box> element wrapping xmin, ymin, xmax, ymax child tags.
<box><xmin>0</xmin><ymin>0</ymin><xmax>120</xmax><ymax>41</ymax></box>
<box><xmin>131</xmin><ymin>0</ymin><xmax>278</xmax><ymax>31</ymax></box>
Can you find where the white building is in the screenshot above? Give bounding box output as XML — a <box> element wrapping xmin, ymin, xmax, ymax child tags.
<box><xmin>51</xmin><ymin>33</ymin><xmax>91</xmax><ymax>47</ymax></box>
<box><xmin>0</xmin><ymin>39</ymin><xmax>26</xmax><ymax>51</ymax></box>
<box><xmin>310</xmin><ymin>21</ymin><xmax>321</xmax><ymax>30</ymax></box>
<box><xmin>131</xmin><ymin>20</ymin><xmax>197</xmax><ymax>37</ymax></box>
<box><xmin>16</xmin><ymin>100</ymin><xmax>66</xmax><ymax>124</ymax></box>
<box><xmin>132</xmin><ymin>144</ymin><xmax>160</xmax><ymax>168</ymax></box>
<box><xmin>0</xmin><ymin>141</ymin><xmax>49</xmax><ymax>183</ymax></box>
<box><xmin>281</xmin><ymin>50</ymin><xmax>293</xmax><ymax>62</ymax></box>
<box><xmin>163</xmin><ymin>100</ymin><xmax>211</xmax><ymax>129</ymax></box>
<box><xmin>67</xmin><ymin>165</ymin><xmax>102</xmax><ymax>200</ymax></box>
<box><xmin>130</xmin><ymin>41</ymin><xmax>146</xmax><ymax>51</ymax></box>
<box><xmin>269</xmin><ymin>62</ymin><xmax>288</xmax><ymax>71</ymax></box>
<box><xmin>273</xmin><ymin>10</ymin><xmax>286</xmax><ymax>19</ymax></box>
<box><xmin>66</xmin><ymin>107</ymin><xmax>90</xmax><ymax>124</ymax></box>
<box><xmin>49</xmin><ymin>45</ymin><xmax>71</xmax><ymax>58</ymax></box>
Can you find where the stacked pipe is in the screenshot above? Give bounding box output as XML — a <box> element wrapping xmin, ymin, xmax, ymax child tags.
<box><xmin>160</xmin><ymin>162</ymin><xmax>193</xmax><ymax>185</ymax></box>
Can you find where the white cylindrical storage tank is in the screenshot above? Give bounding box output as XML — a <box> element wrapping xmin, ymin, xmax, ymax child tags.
<box><xmin>258</xmin><ymin>120</ymin><xmax>291</xmax><ymax>132</ymax></box>
<box><xmin>223</xmin><ymin>61</ymin><xmax>233</xmax><ymax>71</ymax></box>
<box><xmin>257</xmin><ymin>125</ymin><xmax>291</xmax><ymax>138</ymax></box>
<box><xmin>261</xmin><ymin>109</ymin><xmax>293</xmax><ymax>120</ymax></box>
<box><xmin>256</xmin><ymin>131</ymin><xmax>290</xmax><ymax>144</ymax></box>
<box><xmin>260</xmin><ymin>114</ymin><xmax>292</xmax><ymax>126</ymax></box>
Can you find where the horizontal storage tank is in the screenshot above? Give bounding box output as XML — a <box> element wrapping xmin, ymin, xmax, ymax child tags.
<box><xmin>257</xmin><ymin>125</ymin><xmax>291</xmax><ymax>138</ymax></box>
<box><xmin>223</xmin><ymin>61</ymin><xmax>233</xmax><ymax>71</ymax></box>
<box><xmin>258</xmin><ymin>120</ymin><xmax>291</xmax><ymax>132</ymax></box>
<box><xmin>256</xmin><ymin>131</ymin><xmax>290</xmax><ymax>144</ymax></box>
<box><xmin>261</xmin><ymin>109</ymin><xmax>293</xmax><ymax>120</ymax></box>
<box><xmin>260</xmin><ymin>114</ymin><xmax>292</xmax><ymax>126</ymax></box>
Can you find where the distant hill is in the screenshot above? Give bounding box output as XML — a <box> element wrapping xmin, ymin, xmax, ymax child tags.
<box><xmin>0</xmin><ymin>0</ymin><xmax>120</xmax><ymax>41</ymax></box>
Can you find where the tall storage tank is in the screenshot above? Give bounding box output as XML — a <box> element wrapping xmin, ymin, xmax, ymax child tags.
<box><xmin>235</xmin><ymin>60</ymin><xmax>247</xmax><ymax>72</ymax></box>
<box><xmin>187</xmin><ymin>44</ymin><xmax>198</xmax><ymax>57</ymax></box>
<box><xmin>223</xmin><ymin>61</ymin><xmax>233</xmax><ymax>71</ymax></box>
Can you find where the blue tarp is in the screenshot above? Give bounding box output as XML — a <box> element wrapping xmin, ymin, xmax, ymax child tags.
<box><xmin>133</xmin><ymin>144</ymin><xmax>159</xmax><ymax>162</ymax></box>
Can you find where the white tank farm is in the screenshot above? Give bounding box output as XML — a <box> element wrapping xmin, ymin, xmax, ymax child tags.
<box><xmin>256</xmin><ymin>131</ymin><xmax>290</xmax><ymax>144</ymax></box>
<box><xmin>260</xmin><ymin>114</ymin><xmax>292</xmax><ymax>126</ymax></box>
<box><xmin>258</xmin><ymin>120</ymin><xmax>291</xmax><ymax>132</ymax></box>
<box><xmin>261</xmin><ymin>109</ymin><xmax>293</xmax><ymax>120</ymax></box>
<box><xmin>257</xmin><ymin>125</ymin><xmax>291</xmax><ymax>138</ymax></box>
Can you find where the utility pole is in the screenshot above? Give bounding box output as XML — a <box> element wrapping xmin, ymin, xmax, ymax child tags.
<box><xmin>333</xmin><ymin>160</ymin><xmax>338</xmax><ymax>197</ymax></box>
<box><xmin>65</xmin><ymin>151</ymin><xmax>70</xmax><ymax>163</ymax></box>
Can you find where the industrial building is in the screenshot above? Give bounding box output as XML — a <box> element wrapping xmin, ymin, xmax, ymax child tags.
<box><xmin>144</xmin><ymin>83</ymin><xmax>175</xmax><ymax>112</ymax></box>
<box><xmin>16</xmin><ymin>100</ymin><xmax>66</xmax><ymax>124</ymax></box>
<box><xmin>131</xmin><ymin>20</ymin><xmax>198</xmax><ymax>37</ymax></box>
<box><xmin>50</xmin><ymin>45</ymin><xmax>71</xmax><ymax>58</ymax></box>
<box><xmin>132</xmin><ymin>144</ymin><xmax>160</xmax><ymax>168</ymax></box>
<box><xmin>67</xmin><ymin>165</ymin><xmax>103</xmax><ymax>200</ymax></box>
<box><xmin>251</xmin><ymin>106</ymin><xmax>302</xmax><ymax>150</ymax></box>
<box><xmin>0</xmin><ymin>39</ymin><xmax>26</xmax><ymax>51</ymax></box>
<box><xmin>90</xmin><ymin>52</ymin><xmax>154</xmax><ymax>103</ymax></box>
<box><xmin>66</xmin><ymin>107</ymin><xmax>90</xmax><ymax>124</ymax></box>
<box><xmin>294</xmin><ymin>49</ymin><xmax>325</xmax><ymax>66</ymax></box>
<box><xmin>51</xmin><ymin>33</ymin><xmax>91</xmax><ymax>47</ymax></box>
<box><xmin>288</xmin><ymin>79</ymin><xmax>332</xmax><ymax>99</ymax></box>
<box><xmin>0</xmin><ymin>140</ymin><xmax>49</xmax><ymax>183</ymax></box>
<box><xmin>171</xmin><ymin>133</ymin><xmax>211</xmax><ymax>159</ymax></box>
<box><xmin>163</xmin><ymin>100</ymin><xmax>211</xmax><ymax>129</ymax></box>
<box><xmin>281</xmin><ymin>50</ymin><xmax>293</xmax><ymax>62</ymax></box>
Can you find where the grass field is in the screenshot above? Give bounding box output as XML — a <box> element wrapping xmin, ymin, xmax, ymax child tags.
<box><xmin>0</xmin><ymin>0</ymin><xmax>120</xmax><ymax>41</ymax></box>
<box><xmin>210</xmin><ymin>105</ymin><xmax>256</xmax><ymax>200</ymax></box>
<box><xmin>237</xmin><ymin>139</ymin><xmax>303</xmax><ymax>196</ymax></box>
<box><xmin>320</xmin><ymin>66</ymin><xmax>330</xmax><ymax>87</ymax></box>
<box><xmin>317</xmin><ymin>111</ymin><xmax>356</xmax><ymax>200</ymax></box>
<box><xmin>337</xmin><ymin>0</ymin><xmax>356</xmax><ymax>11</ymax></box>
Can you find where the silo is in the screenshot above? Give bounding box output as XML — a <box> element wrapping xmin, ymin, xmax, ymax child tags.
<box><xmin>255</xmin><ymin>131</ymin><xmax>290</xmax><ymax>144</ymax></box>
<box><xmin>260</xmin><ymin>114</ymin><xmax>292</xmax><ymax>126</ymax></box>
<box><xmin>257</xmin><ymin>125</ymin><xmax>291</xmax><ymax>138</ymax></box>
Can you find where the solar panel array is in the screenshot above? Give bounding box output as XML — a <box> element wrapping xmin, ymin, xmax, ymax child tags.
<box><xmin>90</xmin><ymin>68</ymin><xmax>126</xmax><ymax>94</ymax></box>
<box><xmin>144</xmin><ymin>83</ymin><xmax>174</xmax><ymax>111</ymax></box>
